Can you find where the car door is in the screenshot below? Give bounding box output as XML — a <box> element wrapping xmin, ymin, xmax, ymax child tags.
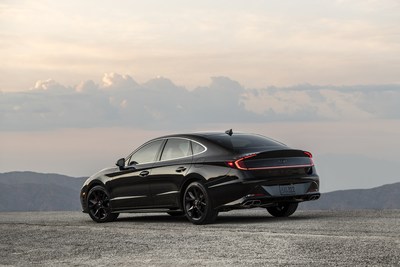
<box><xmin>107</xmin><ymin>139</ymin><xmax>164</xmax><ymax>210</ymax></box>
<box><xmin>149</xmin><ymin>138</ymin><xmax>193</xmax><ymax>207</ymax></box>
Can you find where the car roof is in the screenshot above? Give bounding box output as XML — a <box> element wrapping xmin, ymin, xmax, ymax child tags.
<box><xmin>155</xmin><ymin>131</ymin><xmax>250</xmax><ymax>140</ymax></box>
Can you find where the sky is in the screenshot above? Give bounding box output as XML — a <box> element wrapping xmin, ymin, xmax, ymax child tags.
<box><xmin>1</xmin><ymin>0</ymin><xmax>400</xmax><ymax>192</ymax></box>
<box><xmin>1</xmin><ymin>0</ymin><xmax>400</xmax><ymax>90</ymax></box>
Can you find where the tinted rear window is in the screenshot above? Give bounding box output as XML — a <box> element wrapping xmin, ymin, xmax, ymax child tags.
<box><xmin>207</xmin><ymin>134</ymin><xmax>285</xmax><ymax>151</ymax></box>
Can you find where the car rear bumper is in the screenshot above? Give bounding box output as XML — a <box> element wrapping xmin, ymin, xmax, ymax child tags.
<box><xmin>207</xmin><ymin>174</ymin><xmax>320</xmax><ymax>210</ymax></box>
<box><xmin>221</xmin><ymin>192</ymin><xmax>321</xmax><ymax>210</ymax></box>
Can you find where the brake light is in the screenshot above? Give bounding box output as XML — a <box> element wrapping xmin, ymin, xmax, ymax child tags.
<box><xmin>227</xmin><ymin>152</ymin><xmax>314</xmax><ymax>170</ymax></box>
<box><xmin>304</xmin><ymin>151</ymin><xmax>312</xmax><ymax>158</ymax></box>
<box><xmin>226</xmin><ymin>153</ymin><xmax>258</xmax><ymax>170</ymax></box>
<box><xmin>304</xmin><ymin>151</ymin><xmax>314</xmax><ymax>166</ymax></box>
<box><xmin>226</xmin><ymin>161</ymin><xmax>235</xmax><ymax>168</ymax></box>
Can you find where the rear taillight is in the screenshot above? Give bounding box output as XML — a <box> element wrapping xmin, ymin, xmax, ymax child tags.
<box><xmin>304</xmin><ymin>151</ymin><xmax>314</xmax><ymax>166</ymax></box>
<box><xmin>226</xmin><ymin>153</ymin><xmax>258</xmax><ymax>170</ymax></box>
<box><xmin>226</xmin><ymin>161</ymin><xmax>235</xmax><ymax>168</ymax></box>
<box><xmin>304</xmin><ymin>151</ymin><xmax>312</xmax><ymax>158</ymax></box>
<box><xmin>226</xmin><ymin>151</ymin><xmax>314</xmax><ymax>170</ymax></box>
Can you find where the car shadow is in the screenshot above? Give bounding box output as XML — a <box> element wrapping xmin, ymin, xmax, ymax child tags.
<box><xmin>116</xmin><ymin>214</ymin><xmax>188</xmax><ymax>223</ymax></box>
<box><xmin>114</xmin><ymin>211</ymin><xmax>324</xmax><ymax>225</ymax></box>
<box><xmin>213</xmin><ymin>215</ymin><xmax>316</xmax><ymax>224</ymax></box>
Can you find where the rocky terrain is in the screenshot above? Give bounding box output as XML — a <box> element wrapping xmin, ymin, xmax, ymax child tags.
<box><xmin>0</xmin><ymin>210</ymin><xmax>399</xmax><ymax>266</ymax></box>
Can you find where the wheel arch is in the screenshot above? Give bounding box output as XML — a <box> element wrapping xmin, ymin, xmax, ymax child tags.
<box><xmin>178</xmin><ymin>173</ymin><xmax>207</xmax><ymax>209</ymax></box>
<box><xmin>81</xmin><ymin>180</ymin><xmax>106</xmax><ymax>210</ymax></box>
<box><xmin>86</xmin><ymin>180</ymin><xmax>106</xmax><ymax>194</ymax></box>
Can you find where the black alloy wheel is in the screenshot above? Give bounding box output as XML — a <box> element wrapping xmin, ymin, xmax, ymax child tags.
<box><xmin>266</xmin><ymin>202</ymin><xmax>298</xmax><ymax>217</ymax></box>
<box><xmin>87</xmin><ymin>185</ymin><xmax>119</xmax><ymax>223</ymax></box>
<box><xmin>183</xmin><ymin>181</ymin><xmax>218</xmax><ymax>225</ymax></box>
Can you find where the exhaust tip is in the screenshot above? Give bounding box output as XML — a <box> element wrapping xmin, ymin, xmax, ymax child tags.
<box><xmin>307</xmin><ymin>181</ymin><xmax>319</xmax><ymax>193</ymax></box>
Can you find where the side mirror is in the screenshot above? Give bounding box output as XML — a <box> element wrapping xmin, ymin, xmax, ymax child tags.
<box><xmin>116</xmin><ymin>158</ymin><xmax>125</xmax><ymax>170</ymax></box>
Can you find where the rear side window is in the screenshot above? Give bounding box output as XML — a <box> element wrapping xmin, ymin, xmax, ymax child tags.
<box><xmin>161</xmin><ymin>139</ymin><xmax>192</xmax><ymax>161</ymax></box>
<box><xmin>208</xmin><ymin>134</ymin><xmax>285</xmax><ymax>151</ymax></box>
<box><xmin>191</xmin><ymin>141</ymin><xmax>206</xmax><ymax>155</ymax></box>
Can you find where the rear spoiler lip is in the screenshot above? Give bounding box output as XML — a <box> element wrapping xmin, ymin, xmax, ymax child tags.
<box><xmin>235</xmin><ymin>148</ymin><xmax>305</xmax><ymax>158</ymax></box>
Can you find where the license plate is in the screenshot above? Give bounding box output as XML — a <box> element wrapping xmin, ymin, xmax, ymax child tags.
<box><xmin>279</xmin><ymin>185</ymin><xmax>296</xmax><ymax>195</ymax></box>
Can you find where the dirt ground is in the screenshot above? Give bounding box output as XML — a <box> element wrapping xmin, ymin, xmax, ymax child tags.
<box><xmin>0</xmin><ymin>210</ymin><xmax>399</xmax><ymax>266</ymax></box>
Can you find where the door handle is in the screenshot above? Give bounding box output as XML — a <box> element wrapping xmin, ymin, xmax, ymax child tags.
<box><xmin>175</xmin><ymin>166</ymin><xmax>187</xmax><ymax>173</ymax></box>
<box><xmin>139</xmin><ymin>170</ymin><xmax>150</xmax><ymax>177</ymax></box>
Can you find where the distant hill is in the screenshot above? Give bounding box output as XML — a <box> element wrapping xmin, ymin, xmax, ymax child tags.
<box><xmin>0</xmin><ymin>171</ymin><xmax>399</xmax><ymax>211</ymax></box>
<box><xmin>0</xmin><ymin>171</ymin><xmax>86</xmax><ymax>211</ymax></box>
<box><xmin>300</xmin><ymin>182</ymin><xmax>400</xmax><ymax>210</ymax></box>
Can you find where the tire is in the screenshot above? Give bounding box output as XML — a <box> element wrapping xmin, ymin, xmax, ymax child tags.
<box><xmin>267</xmin><ymin>202</ymin><xmax>298</xmax><ymax>217</ymax></box>
<box><xmin>183</xmin><ymin>181</ymin><xmax>218</xmax><ymax>225</ymax></box>
<box><xmin>87</xmin><ymin>185</ymin><xmax>119</xmax><ymax>223</ymax></box>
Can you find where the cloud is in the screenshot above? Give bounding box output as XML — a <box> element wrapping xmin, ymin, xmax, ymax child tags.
<box><xmin>75</xmin><ymin>80</ymin><xmax>98</xmax><ymax>93</ymax></box>
<box><xmin>101</xmin><ymin>73</ymin><xmax>138</xmax><ymax>89</ymax></box>
<box><xmin>1</xmin><ymin>73</ymin><xmax>399</xmax><ymax>131</ymax></box>
<box><xmin>32</xmin><ymin>79</ymin><xmax>68</xmax><ymax>92</ymax></box>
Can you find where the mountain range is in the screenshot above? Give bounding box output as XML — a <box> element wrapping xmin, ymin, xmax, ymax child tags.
<box><xmin>0</xmin><ymin>171</ymin><xmax>398</xmax><ymax>212</ymax></box>
<box><xmin>0</xmin><ymin>172</ymin><xmax>86</xmax><ymax>212</ymax></box>
<box><xmin>300</xmin><ymin>181</ymin><xmax>400</xmax><ymax>210</ymax></box>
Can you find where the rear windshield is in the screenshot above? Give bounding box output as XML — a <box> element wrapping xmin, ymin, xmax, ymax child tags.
<box><xmin>207</xmin><ymin>134</ymin><xmax>285</xmax><ymax>151</ymax></box>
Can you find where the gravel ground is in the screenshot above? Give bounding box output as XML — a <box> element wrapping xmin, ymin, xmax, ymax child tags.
<box><xmin>0</xmin><ymin>210</ymin><xmax>399</xmax><ymax>266</ymax></box>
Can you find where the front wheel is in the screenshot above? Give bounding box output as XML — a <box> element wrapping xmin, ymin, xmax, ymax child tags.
<box><xmin>87</xmin><ymin>185</ymin><xmax>119</xmax><ymax>223</ymax></box>
<box><xmin>267</xmin><ymin>203</ymin><xmax>298</xmax><ymax>217</ymax></box>
<box><xmin>183</xmin><ymin>182</ymin><xmax>218</xmax><ymax>225</ymax></box>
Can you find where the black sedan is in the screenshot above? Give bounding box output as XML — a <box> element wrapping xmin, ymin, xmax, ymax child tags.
<box><xmin>80</xmin><ymin>130</ymin><xmax>320</xmax><ymax>224</ymax></box>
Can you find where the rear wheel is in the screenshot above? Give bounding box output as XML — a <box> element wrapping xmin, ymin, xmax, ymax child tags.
<box><xmin>267</xmin><ymin>203</ymin><xmax>298</xmax><ymax>217</ymax></box>
<box><xmin>183</xmin><ymin>181</ymin><xmax>218</xmax><ymax>225</ymax></box>
<box><xmin>87</xmin><ymin>185</ymin><xmax>119</xmax><ymax>223</ymax></box>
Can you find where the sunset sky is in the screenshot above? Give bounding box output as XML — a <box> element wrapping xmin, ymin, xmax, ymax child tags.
<box><xmin>1</xmin><ymin>1</ymin><xmax>399</xmax><ymax>192</ymax></box>
<box><xmin>1</xmin><ymin>0</ymin><xmax>399</xmax><ymax>90</ymax></box>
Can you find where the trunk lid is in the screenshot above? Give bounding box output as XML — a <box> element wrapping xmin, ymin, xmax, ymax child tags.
<box><xmin>235</xmin><ymin>149</ymin><xmax>314</xmax><ymax>177</ymax></box>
